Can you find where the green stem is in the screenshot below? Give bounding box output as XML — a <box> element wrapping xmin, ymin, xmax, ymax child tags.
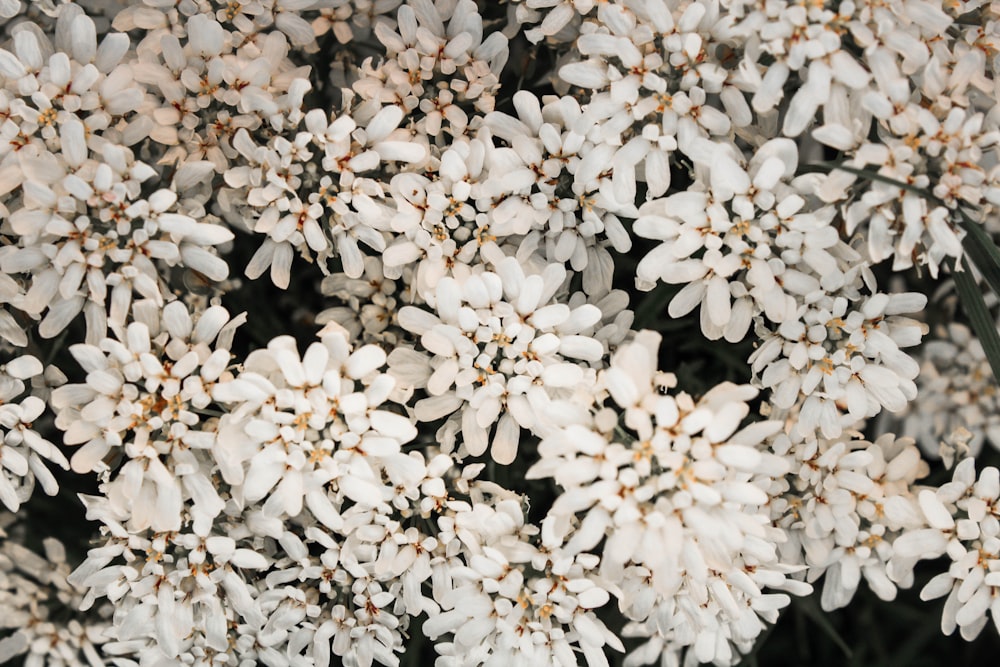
<box><xmin>800</xmin><ymin>162</ymin><xmax>938</xmax><ymax>201</ymax></box>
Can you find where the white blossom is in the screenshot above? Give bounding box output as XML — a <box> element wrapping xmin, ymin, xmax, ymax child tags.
<box><xmin>900</xmin><ymin>459</ymin><xmax>1000</xmax><ymax>640</ymax></box>
<box><xmin>528</xmin><ymin>331</ymin><xmax>805</xmax><ymax>664</ymax></box>
<box><xmin>0</xmin><ymin>519</ymin><xmax>112</xmax><ymax>667</ymax></box>
<box><xmin>1</xmin><ymin>0</ymin><xmax>997</xmax><ymax>664</ymax></box>
<box><xmin>901</xmin><ymin>323</ymin><xmax>1000</xmax><ymax>458</ymax></box>
<box><xmin>0</xmin><ymin>355</ymin><xmax>68</xmax><ymax>512</ymax></box>
<box><xmin>389</xmin><ymin>257</ymin><xmax>608</xmax><ymax>464</ymax></box>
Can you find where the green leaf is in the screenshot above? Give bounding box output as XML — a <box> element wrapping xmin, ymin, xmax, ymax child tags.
<box><xmin>956</xmin><ymin>210</ymin><xmax>1000</xmax><ymax>299</ymax></box>
<box><xmin>800</xmin><ymin>162</ymin><xmax>934</xmax><ymax>199</ymax></box>
<box><xmin>793</xmin><ymin>595</ymin><xmax>854</xmax><ymax>660</ymax></box>
<box><xmin>951</xmin><ymin>256</ymin><xmax>1000</xmax><ymax>383</ymax></box>
<box><xmin>632</xmin><ymin>283</ymin><xmax>679</xmax><ymax>329</ymax></box>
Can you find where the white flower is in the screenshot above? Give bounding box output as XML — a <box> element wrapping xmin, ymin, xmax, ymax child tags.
<box><xmin>51</xmin><ymin>301</ymin><xmax>242</xmax><ymax>533</ymax></box>
<box><xmin>424</xmin><ymin>476</ymin><xmax>623</xmax><ymax>667</ymax></box>
<box><xmin>358</xmin><ymin>0</ymin><xmax>508</xmax><ymax>132</ymax></box>
<box><xmin>528</xmin><ymin>331</ymin><xmax>803</xmax><ymax>664</ymax></box>
<box><xmin>0</xmin><ymin>356</ymin><xmax>68</xmax><ymax>512</ymax></box>
<box><xmin>0</xmin><ymin>522</ymin><xmax>113</xmax><ymax>667</ymax></box>
<box><xmin>312</xmin><ymin>0</ymin><xmax>402</xmax><ymax>44</ymax></box>
<box><xmin>898</xmin><ymin>459</ymin><xmax>1000</xmax><ymax>640</ymax></box>
<box><xmin>751</xmin><ymin>282</ymin><xmax>927</xmax><ymax>440</ymax></box>
<box><xmin>484</xmin><ymin>91</ymin><xmax>634</xmax><ymax>296</ymax></box>
<box><xmin>318</xmin><ymin>256</ymin><xmax>407</xmax><ymax>347</ymax></box>
<box><xmin>771</xmin><ymin>432</ymin><xmax>930</xmax><ymax>610</ymax></box>
<box><xmin>2</xmin><ymin>138</ymin><xmax>233</xmax><ymax>342</ymax></box>
<box><xmin>390</xmin><ymin>257</ymin><xmax>607</xmax><ymax>464</ymax></box>
<box><xmin>901</xmin><ymin>323</ymin><xmax>1000</xmax><ymax>458</ymax></box>
<box><xmin>633</xmin><ymin>140</ymin><xmax>833</xmax><ymax>342</ymax></box>
<box><xmin>213</xmin><ymin>329</ymin><xmax>422</xmax><ymax>518</ymax></box>
<box><xmin>0</xmin><ymin>11</ymin><xmax>242</xmax><ymax>343</ymax></box>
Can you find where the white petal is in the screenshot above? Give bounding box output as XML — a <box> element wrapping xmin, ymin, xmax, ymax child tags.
<box><xmin>891</xmin><ymin>528</ymin><xmax>948</xmax><ymax>559</ymax></box>
<box><xmin>181</xmin><ymin>245</ymin><xmax>229</xmax><ymax>281</ymax></box>
<box><xmin>275</xmin><ymin>11</ymin><xmax>315</xmax><ymax>45</ymax></box>
<box><xmin>230</xmin><ymin>549</ymin><xmax>269</xmax><ymax>570</ymax></box>
<box><xmin>919</xmin><ymin>490</ymin><xmax>955</xmax><ymax>530</ymax></box>
<box><xmin>173</xmin><ymin>161</ymin><xmax>216</xmax><ymax>191</ymax></box>
<box><xmin>346</xmin><ymin>345</ymin><xmax>387</xmax><ymax>379</ymax></box>
<box><xmin>365</xmin><ymin>106</ymin><xmax>404</xmax><ymax>143</ymax></box>
<box><xmin>492</xmin><ymin>413</ymin><xmax>519</xmax><ymax>465</ymax></box>
<box><xmin>339</xmin><ymin>474</ymin><xmax>384</xmax><ymax>508</ymax></box>
<box><xmin>60</xmin><ymin>119</ymin><xmax>88</xmax><ymax>168</ymax></box>
<box><xmin>462</xmin><ymin>407</ymin><xmax>488</xmax><ymax>456</ymax></box>
<box><xmin>4</xmin><ymin>355</ymin><xmax>42</xmax><ymax>379</ymax></box>
<box><xmin>0</xmin><ymin>48</ymin><xmax>26</xmax><ymax>78</ymax></box>
<box><xmin>558</xmin><ymin>335</ymin><xmax>604</xmax><ymax>362</ymax></box>
<box><xmin>714</xmin><ymin>444</ymin><xmax>762</xmax><ymax>471</ymax></box>
<box><xmin>577</xmin><ymin>586</ymin><xmax>611</xmax><ymax>609</ymax></box>
<box><xmin>705</xmin><ymin>275</ymin><xmax>732</xmax><ymax>327</ymax></box>
<box><xmin>559</xmin><ymin>61</ymin><xmax>610</xmax><ymax>88</ymax></box>
<box><xmin>370</xmin><ymin>410</ymin><xmax>417</xmax><ymax>443</ymax></box>
<box><xmin>375</xmin><ymin>141</ymin><xmax>427</xmax><ymax>163</ymax></box>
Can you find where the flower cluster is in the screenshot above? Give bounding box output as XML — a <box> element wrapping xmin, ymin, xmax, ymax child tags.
<box><xmin>1</xmin><ymin>0</ymin><xmax>1000</xmax><ymax>665</ymax></box>
<box><xmin>770</xmin><ymin>431</ymin><xmax>930</xmax><ymax>610</ymax></box>
<box><xmin>0</xmin><ymin>354</ymin><xmax>67</xmax><ymax>512</ymax></box>
<box><xmin>0</xmin><ymin>7</ymin><xmax>235</xmax><ymax>344</ymax></box>
<box><xmin>903</xmin><ymin>322</ymin><xmax>1000</xmax><ymax>458</ymax></box>
<box><xmin>388</xmin><ymin>256</ymin><xmax>618</xmax><ymax>464</ymax></box>
<box><xmin>528</xmin><ymin>332</ymin><xmax>806</xmax><ymax>665</ymax></box>
<box><xmin>896</xmin><ymin>457</ymin><xmax>1000</xmax><ymax>640</ymax></box>
<box><xmin>0</xmin><ymin>516</ymin><xmax>112</xmax><ymax>667</ymax></box>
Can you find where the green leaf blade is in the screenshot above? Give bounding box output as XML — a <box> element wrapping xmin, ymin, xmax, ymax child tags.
<box><xmin>952</xmin><ymin>256</ymin><xmax>1000</xmax><ymax>384</ymax></box>
<box><xmin>957</xmin><ymin>212</ymin><xmax>1000</xmax><ymax>299</ymax></box>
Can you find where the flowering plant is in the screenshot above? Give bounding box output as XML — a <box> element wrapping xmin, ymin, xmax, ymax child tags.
<box><xmin>2</xmin><ymin>0</ymin><xmax>1000</xmax><ymax>665</ymax></box>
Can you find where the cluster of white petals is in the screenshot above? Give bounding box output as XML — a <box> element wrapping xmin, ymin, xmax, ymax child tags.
<box><xmin>0</xmin><ymin>519</ymin><xmax>112</xmax><ymax>667</ymax></box>
<box><xmin>0</xmin><ymin>355</ymin><xmax>67</xmax><ymax>511</ymax></box>
<box><xmin>389</xmin><ymin>255</ymin><xmax>618</xmax><ymax>464</ymax></box>
<box><xmin>770</xmin><ymin>431</ymin><xmax>930</xmax><ymax>611</ymax></box>
<box><xmin>752</xmin><ymin>285</ymin><xmax>928</xmax><ymax>440</ymax></box>
<box><xmin>424</xmin><ymin>478</ymin><xmax>624</xmax><ymax>667</ymax></box>
<box><xmin>902</xmin><ymin>322</ymin><xmax>1000</xmax><ymax>458</ymax></box>
<box><xmin>65</xmin><ymin>323</ymin><xmax>434</xmax><ymax>666</ymax></box>
<box><xmin>0</xmin><ymin>8</ymin><xmax>235</xmax><ymax>343</ymax></box>
<box><xmin>528</xmin><ymin>332</ymin><xmax>807</xmax><ymax>665</ymax></box>
<box><xmin>516</xmin><ymin>0</ymin><xmax>1000</xmax><ymax>274</ymax></box>
<box><xmin>2</xmin><ymin>0</ymin><xmax>1000</xmax><ymax>664</ymax></box>
<box><xmin>896</xmin><ymin>458</ymin><xmax>1000</xmax><ymax>640</ymax></box>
